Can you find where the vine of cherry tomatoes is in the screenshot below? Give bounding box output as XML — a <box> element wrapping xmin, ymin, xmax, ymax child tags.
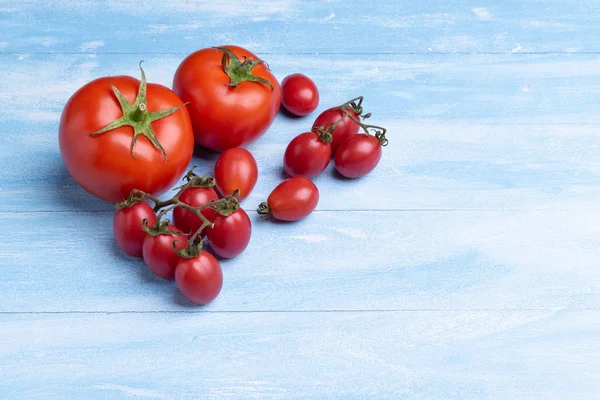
<box><xmin>61</xmin><ymin>45</ymin><xmax>388</xmax><ymax>306</ymax></box>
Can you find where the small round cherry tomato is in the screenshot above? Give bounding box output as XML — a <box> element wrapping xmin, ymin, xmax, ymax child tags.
<box><xmin>113</xmin><ymin>201</ymin><xmax>157</xmax><ymax>257</ymax></box>
<box><xmin>142</xmin><ymin>226</ymin><xmax>189</xmax><ymax>280</ymax></box>
<box><xmin>312</xmin><ymin>106</ymin><xmax>360</xmax><ymax>155</ymax></box>
<box><xmin>206</xmin><ymin>208</ymin><xmax>252</xmax><ymax>259</ymax></box>
<box><xmin>258</xmin><ymin>177</ymin><xmax>319</xmax><ymax>221</ymax></box>
<box><xmin>175</xmin><ymin>251</ymin><xmax>223</xmax><ymax>305</ymax></box>
<box><xmin>334</xmin><ymin>134</ymin><xmax>383</xmax><ymax>178</ymax></box>
<box><xmin>283</xmin><ymin>132</ymin><xmax>331</xmax><ymax>178</ymax></box>
<box><xmin>173</xmin><ymin>187</ymin><xmax>219</xmax><ymax>237</ymax></box>
<box><xmin>281</xmin><ymin>73</ymin><xmax>319</xmax><ymax>116</ymax></box>
<box><xmin>214</xmin><ymin>148</ymin><xmax>258</xmax><ymax>200</ymax></box>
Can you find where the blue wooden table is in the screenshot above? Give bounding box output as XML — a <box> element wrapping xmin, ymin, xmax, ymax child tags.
<box><xmin>2</xmin><ymin>1</ymin><xmax>600</xmax><ymax>398</ymax></box>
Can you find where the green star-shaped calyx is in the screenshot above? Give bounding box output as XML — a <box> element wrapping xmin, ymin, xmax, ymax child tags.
<box><xmin>89</xmin><ymin>61</ymin><xmax>187</xmax><ymax>161</ymax></box>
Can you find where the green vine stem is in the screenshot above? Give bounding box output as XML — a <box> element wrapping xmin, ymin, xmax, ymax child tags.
<box><xmin>340</xmin><ymin>108</ymin><xmax>389</xmax><ymax>147</ymax></box>
<box><xmin>312</xmin><ymin>96</ymin><xmax>388</xmax><ymax>146</ymax></box>
<box><xmin>313</xmin><ymin>96</ymin><xmax>372</xmax><ymax>137</ymax></box>
<box><xmin>116</xmin><ymin>168</ymin><xmax>239</xmax><ymax>258</ymax></box>
<box><xmin>313</xmin><ymin>127</ymin><xmax>333</xmax><ymax>143</ymax></box>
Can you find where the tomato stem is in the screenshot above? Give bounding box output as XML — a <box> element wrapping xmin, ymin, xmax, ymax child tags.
<box><xmin>314</xmin><ymin>127</ymin><xmax>333</xmax><ymax>143</ymax></box>
<box><xmin>214</xmin><ymin>47</ymin><xmax>274</xmax><ymax>90</ymax></box>
<box><xmin>312</xmin><ymin>96</ymin><xmax>373</xmax><ymax>139</ymax></box>
<box><xmin>130</xmin><ymin>103</ymin><xmax>147</xmax><ymax>122</ymax></box>
<box><xmin>257</xmin><ymin>202</ymin><xmax>271</xmax><ymax>216</ymax></box>
<box><xmin>341</xmin><ymin>110</ymin><xmax>389</xmax><ymax>147</ymax></box>
<box><xmin>116</xmin><ymin>167</ymin><xmax>243</xmax><ymax>258</ymax></box>
<box><xmin>89</xmin><ymin>61</ymin><xmax>189</xmax><ymax>162</ymax></box>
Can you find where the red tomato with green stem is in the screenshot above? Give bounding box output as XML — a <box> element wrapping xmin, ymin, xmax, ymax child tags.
<box><xmin>173</xmin><ymin>186</ymin><xmax>219</xmax><ymax>237</ymax></box>
<box><xmin>175</xmin><ymin>251</ymin><xmax>223</xmax><ymax>305</ymax></box>
<box><xmin>142</xmin><ymin>225</ymin><xmax>189</xmax><ymax>280</ymax></box>
<box><xmin>281</xmin><ymin>73</ymin><xmax>319</xmax><ymax>116</ymax></box>
<box><xmin>334</xmin><ymin>131</ymin><xmax>388</xmax><ymax>178</ymax></box>
<box><xmin>59</xmin><ymin>62</ymin><xmax>195</xmax><ymax>203</ymax></box>
<box><xmin>283</xmin><ymin>131</ymin><xmax>332</xmax><ymax>178</ymax></box>
<box><xmin>214</xmin><ymin>148</ymin><xmax>258</xmax><ymax>200</ymax></box>
<box><xmin>113</xmin><ymin>201</ymin><xmax>157</xmax><ymax>257</ymax></box>
<box><xmin>206</xmin><ymin>208</ymin><xmax>252</xmax><ymax>259</ymax></box>
<box><xmin>173</xmin><ymin>45</ymin><xmax>281</xmax><ymax>151</ymax></box>
<box><xmin>311</xmin><ymin>96</ymin><xmax>372</xmax><ymax>155</ymax></box>
<box><xmin>257</xmin><ymin>177</ymin><xmax>319</xmax><ymax>222</ymax></box>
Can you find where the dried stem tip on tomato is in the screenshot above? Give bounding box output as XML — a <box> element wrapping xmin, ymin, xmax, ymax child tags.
<box><xmin>215</xmin><ymin>46</ymin><xmax>274</xmax><ymax>90</ymax></box>
<box><xmin>337</xmin><ymin>96</ymin><xmax>388</xmax><ymax>147</ymax></box>
<box><xmin>89</xmin><ymin>61</ymin><xmax>189</xmax><ymax>161</ymax></box>
<box><xmin>116</xmin><ymin>167</ymin><xmax>241</xmax><ymax>258</ymax></box>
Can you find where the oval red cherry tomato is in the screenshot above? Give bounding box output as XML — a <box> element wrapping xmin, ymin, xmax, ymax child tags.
<box><xmin>173</xmin><ymin>187</ymin><xmax>219</xmax><ymax>237</ymax></box>
<box><xmin>206</xmin><ymin>208</ymin><xmax>252</xmax><ymax>259</ymax></box>
<box><xmin>142</xmin><ymin>226</ymin><xmax>189</xmax><ymax>280</ymax></box>
<box><xmin>113</xmin><ymin>202</ymin><xmax>157</xmax><ymax>257</ymax></box>
<box><xmin>175</xmin><ymin>251</ymin><xmax>223</xmax><ymax>305</ymax></box>
<box><xmin>173</xmin><ymin>45</ymin><xmax>281</xmax><ymax>151</ymax></box>
<box><xmin>334</xmin><ymin>134</ymin><xmax>383</xmax><ymax>178</ymax></box>
<box><xmin>259</xmin><ymin>177</ymin><xmax>319</xmax><ymax>221</ymax></box>
<box><xmin>283</xmin><ymin>132</ymin><xmax>331</xmax><ymax>178</ymax></box>
<box><xmin>59</xmin><ymin>64</ymin><xmax>195</xmax><ymax>203</ymax></box>
<box><xmin>214</xmin><ymin>148</ymin><xmax>258</xmax><ymax>200</ymax></box>
<box><xmin>312</xmin><ymin>107</ymin><xmax>360</xmax><ymax>155</ymax></box>
<box><xmin>281</xmin><ymin>73</ymin><xmax>319</xmax><ymax>116</ymax></box>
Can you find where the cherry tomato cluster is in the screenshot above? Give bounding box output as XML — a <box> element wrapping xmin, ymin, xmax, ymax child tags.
<box><xmin>113</xmin><ymin>167</ymin><xmax>253</xmax><ymax>305</ymax></box>
<box><xmin>60</xmin><ymin>44</ymin><xmax>389</xmax><ymax>306</ymax></box>
<box><xmin>282</xmin><ymin>90</ymin><xmax>389</xmax><ymax>180</ymax></box>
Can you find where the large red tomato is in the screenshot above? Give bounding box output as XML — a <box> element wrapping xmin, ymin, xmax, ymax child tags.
<box><xmin>59</xmin><ymin>64</ymin><xmax>195</xmax><ymax>204</ymax></box>
<box><xmin>172</xmin><ymin>45</ymin><xmax>281</xmax><ymax>151</ymax></box>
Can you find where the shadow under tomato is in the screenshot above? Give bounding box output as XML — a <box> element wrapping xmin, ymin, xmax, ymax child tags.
<box><xmin>278</xmin><ymin>106</ymin><xmax>305</xmax><ymax>120</ymax></box>
<box><xmin>172</xmin><ymin>289</ymin><xmax>210</xmax><ymax>308</ymax></box>
<box><xmin>279</xmin><ymin>168</ymin><xmax>292</xmax><ymax>180</ymax></box>
<box><xmin>193</xmin><ymin>144</ymin><xmax>221</xmax><ymax>161</ymax></box>
<box><xmin>331</xmin><ymin>167</ymin><xmax>358</xmax><ymax>181</ymax></box>
<box><xmin>110</xmin><ymin>240</ymin><xmax>172</xmax><ymax>286</ymax></box>
<box><xmin>54</xmin><ymin>159</ymin><xmax>114</xmax><ymax>212</ymax></box>
<box><xmin>252</xmin><ymin>211</ymin><xmax>301</xmax><ymax>225</ymax></box>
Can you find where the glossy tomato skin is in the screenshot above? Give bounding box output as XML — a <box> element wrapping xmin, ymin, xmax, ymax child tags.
<box><xmin>142</xmin><ymin>226</ymin><xmax>189</xmax><ymax>280</ymax></box>
<box><xmin>266</xmin><ymin>177</ymin><xmax>319</xmax><ymax>221</ymax></box>
<box><xmin>173</xmin><ymin>187</ymin><xmax>219</xmax><ymax>237</ymax></box>
<box><xmin>281</xmin><ymin>73</ymin><xmax>319</xmax><ymax>116</ymax></box>
<box><xmin>206</xmin><ymin>208</ymin><xmax>252</xmax><ymax>259</ymax></box>
<box><xmin>175</xmin><ymin>251</ymin><xmax>223</xmax><ymax>305</ymax></box>
<box><xmin>59</xmin><ymin>75</ymin><xmax>194</xmax><ymax>203</ymax></box>
<box><xmin>172</xmin><ymin>45</ymin><xmax>281</xmax><ymax>152</ymax></box>
<box><xmin>214</xmin><ymin>148</ymin><xmax>258</xmax><ymax>200</ymax></box>
<box><xmin>312</xmin><ymin>107</ymin><xmax>360</xmax><ymax>155</ymax></box>
<box><xmin>334</xmin><ymin>134</ymin><xmax>382</xmax><ymax>178</ymax></box>
<box><xmin>113</xmin><ymin>202</ymin><xmax>157</xmax><ymax>257</ymax></box>
<box><xmin>283</xmin><ymin>132</ymin><xmax>331</xmax><ymax>178</ymax></box>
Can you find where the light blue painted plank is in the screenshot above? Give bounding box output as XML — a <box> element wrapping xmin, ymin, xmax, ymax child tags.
<box><xmin>2</xmin><ymin>0</ymin><xmax>600</xmax><ymax>54</ymax></box>
<box><xmin>3</xmin><ymin>121</ymin><xmax>600</xmax><ymax>212</ymax></box>
<box><xmin>5</xmin><ymin>53</ymin><xmax>600</xmax><ymax>124</ymax></box>
<box><xmin>1</xmin><ymin>310</ymin><xmax>599</xmax><ymax>399</ymax></box>
<box><xmin>2</xmin><ymin>210</ymin><xmax>599</xmax><ymax>312</ymax></box>
<box><xmin>2</xmin><ymin>54</ymin><xmax>600</xmax><ymax>212</ymax></box>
